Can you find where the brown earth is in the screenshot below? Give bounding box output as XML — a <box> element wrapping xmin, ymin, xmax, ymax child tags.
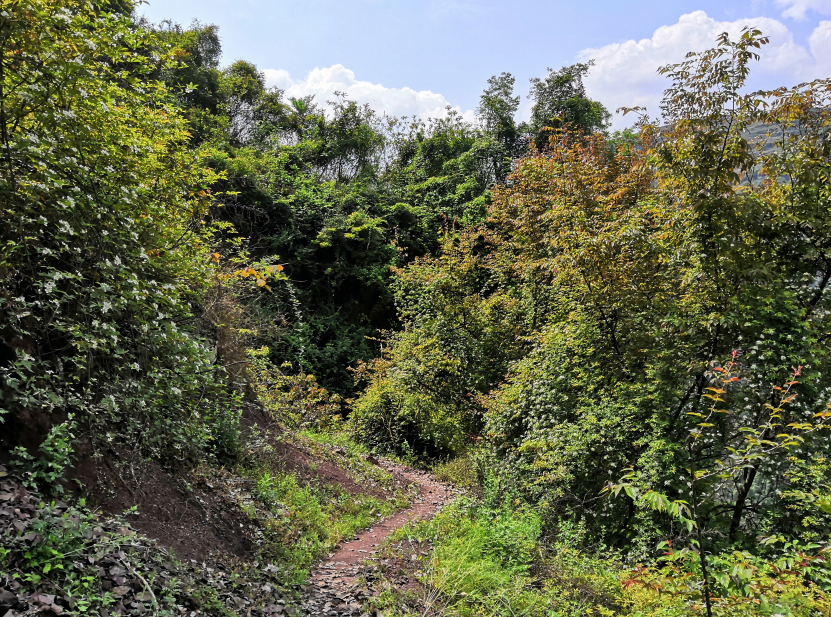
<box><xmin>93</xmin><ymin>457</ymin><xmax>255</xmax><ymax>562</ymax></box>
<box><xmin>71</xmin><ymin>406</ymin><xmax>420</xmax><ymax>564</ymax></box>
<box><xmin>55</xmin><ymin>404</ymin><xmax>456</xmax><ymax>613</ymax></box>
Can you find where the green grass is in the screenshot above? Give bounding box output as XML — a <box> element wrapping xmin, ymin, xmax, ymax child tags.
<box><xmin>247</xmin><ymin>468</ymin><xmax>400</xmax><ymax>582</ymax></box>
<box><xmin>431</xmin><ymin>452</ymin><xmax>482</xmax><ymax>497</ymax></box>
<box><xmin>389</xmin><ymin>499</ymin><xmax>625</xmax><ymax>617</ymax></box>
<box><xmin>300</xmin><ymin>429</ymin><xmax>412</xmax><ymax>468</ymax></box>
<box><xmin>234</xmin><ymin>428</ymin><xmax>413</xmax><ymax>583</ymax></box>
<box><xmin>298</xmin><ymin>429</ymin><xmax>370</xmax><ymax>453</ymax></box>
<box><xmin>385</xmin><ymin>498</ymin><xmax>831</xmax><ymax>617</ymax></box>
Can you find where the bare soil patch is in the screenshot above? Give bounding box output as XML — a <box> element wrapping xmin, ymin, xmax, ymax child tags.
<box><xmin>63</xmin><ymin>405</ymin><xmax>411</xmax><ymax>564</ymax></box>
<box><xmin>95</xmin><ymin>459</ymin><xmax>254</xmax><ymax>562</ymax></box>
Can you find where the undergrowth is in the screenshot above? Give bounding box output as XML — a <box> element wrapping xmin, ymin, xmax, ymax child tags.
<box><xmin>223</xmin><ymin>427</ymin><xmax>413</xmax><ymax>583</ymax></box>
<box><xmin>388</xmin><ymin>498</ymin><xmax>624</xmax><ymax>617</ymax></box>
<box><xmin>431</xmin><ymin>451</ymin><xmax>482</xmax><ymax>498</ymax></box>
<box><xmin>0</xmin><ymin>467</ymin><xmax>298</xmax><ymax>616</ymax></box>
<box><xmin>382</xmin><ymin>486</ymin><xmax>831</xmax><ymax>617</ymax></box>
<box><xmin>244</xmin><ymin>468</ymin><xmax>398</xmax><ymax>582</ymax></box>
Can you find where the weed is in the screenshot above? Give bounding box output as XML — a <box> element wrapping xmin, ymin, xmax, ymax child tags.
<box><xmin>388</xmin><ymin>499</ymin><xmax>626</xmax><ymax>617</ymax></box>
<box><xmin>431</xmin><ymin>452</ymin><xmax>482</xmax><ymax>497</ymax></box>
<box><xmin>0</xmin><ymin>468</ymin><xmax>297</xmax><ymax>615</ymax></box>
<box><xmin>235</xmin><ymin>430</ymin><xmax>413</xmax><ymax>583</ymax></box>
<box><xmin>11</xmin><ymin>415</ymin><xmax>76</xmax><ymax>495</ymax></box>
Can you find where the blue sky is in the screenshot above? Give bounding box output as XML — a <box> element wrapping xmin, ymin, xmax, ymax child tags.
<box><xmin>139</xmin><ymin>0</ymin><xmax>831</xmax><ymax>127</ymax></box>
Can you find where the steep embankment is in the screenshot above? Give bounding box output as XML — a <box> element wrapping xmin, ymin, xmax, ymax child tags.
<box><xmin>1</xmin><ymin>410</ymin><xmax>458</xmax><ymax>616</ymax></box>
<box><xmin>0</xmin><ymin>441</ymin><xmax>454</xmax><ymax>615</ymax></box>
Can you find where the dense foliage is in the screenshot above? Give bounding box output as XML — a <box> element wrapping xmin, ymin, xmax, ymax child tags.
<box><xmin>352</xmin><ymin>29</ymin><xmax>831</xmax><ymax>613</ymax></box>
<box><xmin>4</xmin><ymin>1</ymin><xmax>831</xmax><ymax>613</ymax></box>
<box><xmin>141</xmin><ymin>20</ymin><xmax>610</xmax><ymax>393</ymax></box>
<box><xmin>0</xmin><ymin>0</ymin><xmax>615</xmax><ymax>493</ymax></box>
<box><xmin>0</xmin><ymin>0</ymin><xmax>254</xmax><ymax>468</ymax></box>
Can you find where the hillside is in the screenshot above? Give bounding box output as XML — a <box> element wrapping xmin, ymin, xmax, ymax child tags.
<box><xmin>3</xmin><ymin>2</ymin><xmax>831</xmax><ymax>616</ymax></box>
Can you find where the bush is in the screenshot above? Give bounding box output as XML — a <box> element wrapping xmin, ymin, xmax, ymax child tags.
<box><xmin>0</xmin><ymin>0</ymin><xmax>255</xmax><ymax>470</ymax></box>
<box><xmin>349</xmin><ymin>370</ymin><xmax>465</xmax><ymax>459</ymax></box>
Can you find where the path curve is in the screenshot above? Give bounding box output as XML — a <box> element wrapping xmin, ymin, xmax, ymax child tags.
<box><xmin>300</xmin><ymin>459</ymin><xmax>455</xmax><ymax>616</ymax></box>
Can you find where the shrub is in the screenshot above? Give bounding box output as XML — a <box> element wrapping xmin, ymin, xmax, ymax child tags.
<box><xmin>432</xmin><ymin>451</ymin><xmax>483</xmax><ymax>497</ymax></box>
<box><xmin>0</xmin><ymin>0</ymin><xmax>256</xmax><ymax>468</ymax></box>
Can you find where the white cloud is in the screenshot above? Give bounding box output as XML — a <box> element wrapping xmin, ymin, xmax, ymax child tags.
<box><xmin>809</xmin><ymin>20</ymin><xmax>831</xmax><ymax>74</ymax></box>
<box><xmin>579</xmin><ymin>11</ymin><xmax>827</xmax><ymax>129</ymax></box>
<box><xmin>776</xmin><ymin>0</ymin><xmax>831</xmax><ymax>20</ymax></box>
<box><xmin>262</xmin><ymin>64</ymin><xmax>476</xmax><ymax>122</ymax></box>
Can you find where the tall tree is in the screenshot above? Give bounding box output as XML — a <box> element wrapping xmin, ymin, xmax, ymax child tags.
<box><xmin>151</xmin><ymin>19</ymin><xmax>224</xmax><ymax>143</ymax></box>
<box><xmin>0</xmin><ymin>0</ymin><xmax>240</xmax><ymax>463</ymax></box>
<box><xmin>528</xmin><ymin>61</ymin><xmax>609</xmax><ymax>147</ymax></box>
<box><xmin>477</xmin><ymin>72</ymin><xmax>523</xmax><ymax>162</ymax></box>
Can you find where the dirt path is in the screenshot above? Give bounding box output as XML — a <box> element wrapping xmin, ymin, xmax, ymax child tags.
<box><xmin>300</xmin><ymin>459</ymin><xmax>456</xmax><ymax>616</ymax></box>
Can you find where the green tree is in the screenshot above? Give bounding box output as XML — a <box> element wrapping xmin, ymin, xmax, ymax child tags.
<box><xmin>477</xmin><ymin>72</ymin><xmax>524</xmax><ymax>167</ymax></box>
<box><xmin>149</xmin><ymin>19</ymin><xmax>224</xmax><ymax>143</ymax></box>
<box><xmin>528</xmin><ymin>61</ymin><xmax>610</xmax><ymax>147</ymax></box>
<box><xmin>205</xmin><ymin>83</ymin><xmax>505</xmax><ymax>392</ymax></box>
<box><xmin>356</xmin><ymin>29</ymin><xmax>831</xmax><ymax>562</ymax></box>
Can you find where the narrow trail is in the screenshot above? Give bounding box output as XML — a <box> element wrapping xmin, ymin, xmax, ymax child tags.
<box><xmin>300</xmin><ymin>459</ymin><xmax>456</xmax><ymax>616</ymax></box>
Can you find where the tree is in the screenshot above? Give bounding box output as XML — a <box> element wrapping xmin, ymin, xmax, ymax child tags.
<box><xmin>354</xmin><ymin>29</ymin><xmax>831</xmax><ymax>566</ymax></box>
<box><xmin>477</xmin><ymin>72</ymin><xmax>524</xmax><ymax>166</ymax></box>
<box><xmin>150</xmin><ymin>19</ymin><xmax>224</xmax><ymax>143</ymax></box>
<box><xmin>222</xmin><ymin>59</ymin><xmax>270</xmax><ymax>146</ymax></box>
<box><xmin>528</xmin><ymin>61</ymin><xmax>609</xmax><ymax>147</ymax></box>
<box><xmin>0</xmin><ymin>0</ymin><xmax>243</xmax><ymax>465</ymax></box>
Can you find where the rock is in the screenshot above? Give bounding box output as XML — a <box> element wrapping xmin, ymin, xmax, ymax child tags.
<box><xmin>0</xmin><ymin>590</ymin><xmax>15</xmax><ymax>608</ymax></box>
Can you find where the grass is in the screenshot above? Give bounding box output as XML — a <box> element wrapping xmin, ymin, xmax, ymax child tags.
<box><xmin>381</xmin><ymin>494</ymin><xmax>831</xmax><ymax>617</ymax></box>
<box><xmin>385</xmin><ymin>498</ymin><xmax>626</xmax><ymax>617</ymax></box>
<box><xmin>247</xmin><ymin>468</ymin><xmax>400</xmax><ymax>582</ymax></box>
<box><xmin>301</xmin><ymin>429</ymin><xmax>412</xmax><ymax>470</ymax></box>
<box><xmin>431</xmin><ymin>452</ymin><xmax>482</xmax><ymax>497</ymax></box>
<box><xmin>229</xmin><ymin>427</ymin><xmax>414</xmax><ymax>583</ymax></box>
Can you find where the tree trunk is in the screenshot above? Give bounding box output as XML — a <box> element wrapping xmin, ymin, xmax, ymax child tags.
<box><xmin>729</xmin><ymin>465</ymin><xmax>757</xmax><ymax>543</ymax></box>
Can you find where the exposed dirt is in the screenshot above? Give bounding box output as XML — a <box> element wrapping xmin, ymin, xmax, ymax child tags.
<box><xmin>0</xmin><ymin>467</ymin><xmax>298</xmax><ymax>617</ymax></box>
<box><xmin>93</xmin><ymin>458</ymin><xmax>254</xmax><ymax>562</ymax></box>
<box><xmin>242</xmin><ymin>405</ymin><xmax>407</xmax><ymax>501</ymax></box>
<box><xmin>266</xmin><ymin>439</ymin><xmax>391</xmax><ymax>500</ymax></box>
<box><xmin>66</xmin><ymin>405</ymin><xmax>408</xmax><ymax>563</ymax></box>
<box><xmin>42</xmin><ymin>402</ymin><xmax>455</xmax><ymax>614</ymax></box>
<box><xmin>300</xmin><ymin>461</ymin><xmax>457</xmax><ymax>617</ymax></box>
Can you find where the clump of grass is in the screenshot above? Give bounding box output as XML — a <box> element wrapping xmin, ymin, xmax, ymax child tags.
<box><xmin>245</xmin><ymin>468</ymin><xmax>402</xmax><ymax>582</ymax></box>
<box><xmin>298</xmin><ymin>429</ymin><xmax>416</xmax><ymax>499</ymax></box>
<box><xmin>298</xmin><ymin>429</ymin><xmax>370</xmax><ymax>454</ymax></box>
<box><xmin>233</xmin><ymin>428</ymin><xmax>413</xmax><ymax>583</ymax></box>
<box><xmin>431</xmin><ymin>453</ymin><xmax>482</xmax><ymax>497</ymax></box>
